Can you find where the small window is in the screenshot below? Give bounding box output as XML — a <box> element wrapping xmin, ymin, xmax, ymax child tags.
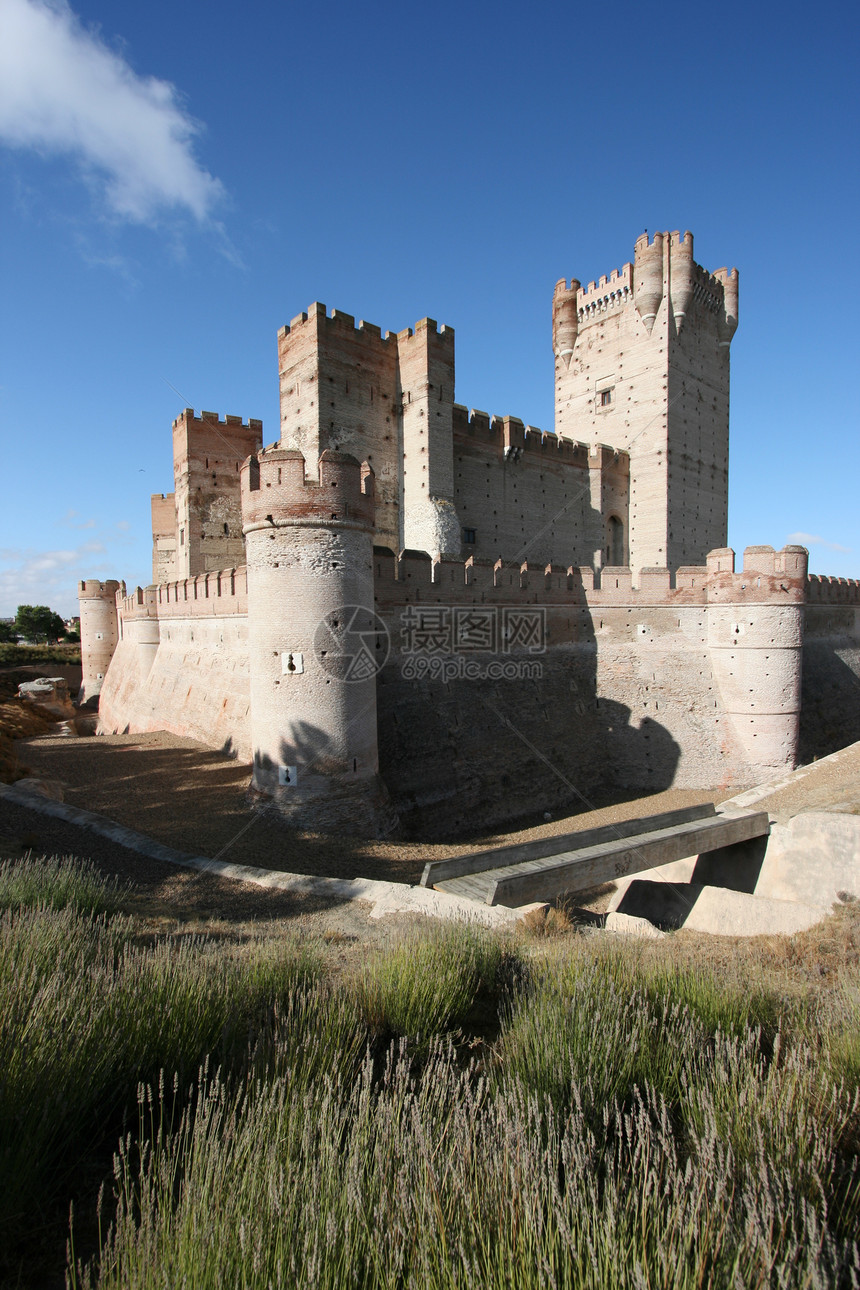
<box><xmin>462</xmin><ymin>527</ymin><xmax>476</xmax><ymax>545</ymax></box>
<box><xmin>600</xmin><ymin>389</ymin><xmax>612</xmax><ymax>407</ymax></box>
<box><xmin>180</xmin><ymin>529</ymin><xmax>185</xmax><ymax>546</ymax></box>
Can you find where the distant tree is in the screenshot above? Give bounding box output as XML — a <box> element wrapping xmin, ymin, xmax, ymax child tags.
<box><xmin>14</xmin><ymin>605</ymin><xmax>66</xmax><ymax>643</ymax></box>
<box><xmin>0</xmin><ymin>621</ymin><xmax>16</xmax><ymax>643</ymax></box>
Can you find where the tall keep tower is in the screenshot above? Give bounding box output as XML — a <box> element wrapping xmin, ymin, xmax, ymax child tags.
<box><xmin>554</xmin><ymin>231</ymin><xmax>738</xmax><ymax>573</ymax></box>
<box><xmin>278</xmin><ymin>305</ymin><xmax>461</xmax><ymax>558</ymax></box>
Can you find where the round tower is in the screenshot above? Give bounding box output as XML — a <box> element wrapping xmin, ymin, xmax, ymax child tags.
<box><xmin>633</xmin><ymin>231</ymin><xmax>664</xmax><ymax>334</ymax></box>
<box><xmin>552</xmin><ymin>277</ymin><xmax>580</xmax><ymax>369</ymax></box>
<box><xmin>240</xmin><ymin>447</ymin><xmax>395</xmax><ymax>835</ymax></box>
<box><xmin>716</xmin><ymin>266</ymin><xmax>739</xmax><ymax>346</ymax></box>
<box><xmin>706</xmin><ymin>546</ymin><xmax>808</xmax><ymax>781</ymax></box>
<box><xmin>77</xmin><ymin>579</ymin><xmax>121</xmax><ymax>704</ymax></box>
<box><xmin>668</xmin><ymin>230</ymin><xmax>694</xmax><ymax>331</ymax></box>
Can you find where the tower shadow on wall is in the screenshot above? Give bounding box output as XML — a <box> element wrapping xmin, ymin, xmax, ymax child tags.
<box><xmin>375</xmin><ymin>557</ymin><xmax>682</xmax><ymax>840</ymax></box>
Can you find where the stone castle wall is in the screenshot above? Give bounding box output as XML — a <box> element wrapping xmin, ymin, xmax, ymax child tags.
<box><xmin>98</xmin><ymin>574</ymin><xmax>251</xmax><ymax>757</ymax></box>
<box><xmin>553</xmin><ymin>232</ymin><xmax>736</xmax><ymax>572</ymax></box>
<box><xmin>450</xmin><ymin>407</ymin><xmax>629</xmax><ymax>568</ymax></box>
<box><xmin>800</xmin><ymin>576</ymin><xmax>860</xmax><ymax>761</ymax></box>
<box><xmin>94</xmin><ymin>545</ymin><xmax>860</xmax><ymax>834</ymax></box>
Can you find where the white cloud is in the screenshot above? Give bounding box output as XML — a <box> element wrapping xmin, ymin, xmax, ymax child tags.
<box><xmin>0</xmin><ymin>0</ymin><xmax>223</xmax><ymax>222</ymax></box>
<box><xmin>786</xmin><ymin>531</ymin><xmax>851</xmax><ymax>554</ymax></box>
<box><xmin>0</xmin><ymin>534</ymin><xmax>133</xmax><ymax>617</ymax></box>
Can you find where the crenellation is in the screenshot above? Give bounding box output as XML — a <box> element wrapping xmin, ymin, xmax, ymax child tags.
<box><xmin>578</xmin><ymin>263</ymin><xmax>633</xmax><ymax>312</ymax></box>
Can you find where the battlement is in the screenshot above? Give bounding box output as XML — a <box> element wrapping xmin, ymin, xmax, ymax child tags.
<box><xmin>277</xmin><ymin>304</ymin><xmax>453</xmax><ymax>347</ymax></box>
<box><xmin>117</xmin><ymin>584</ymin><xmax>159</xmax><ymax>618</ymax></box>
<box><xmin>452</xmin><ymin>404</ymin><xmax>608</xmax><ymax>465</ymax></box>
<box><xmin>633</xmin><ymin>231</ymin><xmax>665</xmax><ymax>253</ymax></box>
<box><xmin>241</xmin><ymin>447</ymin><xmax>375</xmax><ymax>529</ymax></box>
<box><xmin>807</xmin><ymin>575</ymin><xmax>860</xmax><ymax>604</ymax></box>
<box><xmin>156</xmin><ymin>567</ymin><xmax>249</xmax><ymax>618</ymax></box>
<box><xmin>172</xmin><ymin>409</ymin><xmax>263</xmax><ymax>434</ymax></box>
<box><xmin>371</xmin><ymin>546</ymin><xmax>813</xmax><ymax>612</ymax></box>
<box><xmin>578</xmin><ymin>263</ymin><xmax>633</xmax><ymax>315</ymax></box>
<box><xmin>79</xmin><ymin>578</ymin><xmax>121</xmax><ymax>600</ymax></box>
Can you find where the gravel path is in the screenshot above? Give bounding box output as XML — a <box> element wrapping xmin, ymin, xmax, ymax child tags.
<box><xmin>726</xmin><ymin>741</ymin><xmax>860</xmax><ymax>823</ymax></box>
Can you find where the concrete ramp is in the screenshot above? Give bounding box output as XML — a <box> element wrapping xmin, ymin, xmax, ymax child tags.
<box><xmin>425</xmin><ymin>806</ymin><xmax>770</xmax><ymax>908</ymax></box>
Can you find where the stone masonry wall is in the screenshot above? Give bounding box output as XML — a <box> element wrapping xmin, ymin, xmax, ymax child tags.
<box><xmin>800</xmin><ymin>576</ymin><xmax>860</xmax><ymax>760</ymax></box>
<box><xmin>95</xmin><ymin>548</ymin><xmax>855</xmax><ymax>837</ymax></box>
<box><xmin>278</xmin><ymin>306</ymin><xmax>402</xmax><ymax>550</ymax></box>
<box><xmin>172</xmin><ymin>411</ymin><xmax>262</xmax><ymax>579</ymax></box>
<box><xmin>98</xmin><ymin>573</ymin><xmax>251</xmax><ymax>757</ymax></box>
<box><xmin>451</xmin><ymin>407</ymin><xmax>629</xmax><ymax>569</ymax></box>
<box><xmin>371</xmin><ymin>544</ymin><xmax>806</xmax><ymax>833</ymax></box>
<box><xmin>553</xmin><ymin>232</ymin><xmax>736</xmax><ymax>572</ymax></box>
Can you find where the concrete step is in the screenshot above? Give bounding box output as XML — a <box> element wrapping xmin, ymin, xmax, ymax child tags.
<box><xmin>435</xmin><ymin>810</ymin><xmax>770</xmax><ymax>907</ymax></box>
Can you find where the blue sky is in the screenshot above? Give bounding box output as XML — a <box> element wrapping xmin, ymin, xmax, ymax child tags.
<box><xmin>1</xmin><ymin>0</ymin><xmax>857</xmax><ymax>617</ymax></box>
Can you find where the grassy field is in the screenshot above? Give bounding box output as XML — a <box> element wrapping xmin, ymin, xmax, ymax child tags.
<box><xmin>0</xmin><ymin>851</ymin><xmax>858</xmax><ymax>1288</ymax></box>
<box><xmin>0</xmin><ymin>644</ymin><xmax>81</xmax><ymax>667</ymax></box>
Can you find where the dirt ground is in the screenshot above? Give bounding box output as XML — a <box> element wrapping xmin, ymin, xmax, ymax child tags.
<box><xmin>0</xmin><ymin>725</ymin><xmax>734</xmax><ymax>940</ymax></box>
<box><xmin>4</xmin><ymin>726</ymin><xmax>859</xmax><ymax>960</ymax></box>
<box><xmin>13</xmin><ymin>728</ymin><xmax>727</xmax><ymax>885</ymax></box>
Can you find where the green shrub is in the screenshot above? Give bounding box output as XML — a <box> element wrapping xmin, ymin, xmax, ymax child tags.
<box><xmin>76</xmin><ymin>1038</ymin><xmax>859</xmax><ymax>1290</ymax></box>
<box><xmin>352</xmin><ymin>921</ymin><xmax>504</xmax><ymax>1042</ymax></box>
<box><xmin>0</xmin><ymin>906</ymin><xmax>327</xmax><ymax>1246</ymax></box>
<box><xmin>0</xmin><ymin>854</ymin><xmax>127</xmax><ymax>915</ymax></box>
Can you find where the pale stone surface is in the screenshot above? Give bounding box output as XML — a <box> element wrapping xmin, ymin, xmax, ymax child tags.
<box><xmin>608</xmin><ymin>855</ymin><xmax>698</xmax><ymax>908</ymax></box>
<box><xmin>604</xmin><ymin>911</ymin><xmax>666</xmax><ymax>939</ymax></box>
<box><xmin>752</xmin><ymin>813</ymin><xmax>860</xmax><ymax>908</ymax></box>
<box><xmin>18</xmin><ymin>677</ymin><xmax>75</xmax><ymax>719</ymax></box>
<box><xmin>613</xmin><ymin>879</ymin><xmax>826</xmax><ymax>937</ymax></box>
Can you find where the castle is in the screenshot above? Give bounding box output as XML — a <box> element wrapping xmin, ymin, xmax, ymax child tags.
<box><xmin>79</xmin><ymin>231</ymin><xmax>860</xmax><ymax>835</ymax></box>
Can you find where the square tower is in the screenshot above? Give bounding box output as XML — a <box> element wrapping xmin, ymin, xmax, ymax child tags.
<box><xmin>553</xmin><ymin>231</ymin><xmax>738</xmax><ymax>572</ymax></box>
<box><xmin>171</xmin><ymin>410</ymin><xmax>263</xmax><ymax>579</ymax></box>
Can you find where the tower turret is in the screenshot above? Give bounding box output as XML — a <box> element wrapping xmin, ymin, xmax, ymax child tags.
<box><xmin>715</xmin><ymin>266</ymin><xmax>739</xmax><ymax>345</ymax></box>
<box><xmin>77</xmin><ymin>579</ymin><xmax>121</xmax><ymax>704</ymax></box>
<box><xmin>240</xmin><ymin>447</ymin><xmax>394</xmax><ymax>834</ymax></box>
<box><xmin>556</xmin><ymin>230</ymin><xmax>739</xmax><ymax>573</ymax></box>
<box><xmin>633</xmin><ymin>232</ymin><xmax>664</xmax><ymax>333</ymax></box>
<box><xmin>552</xmin><ymin>278</ymin><xmax>581</xmax><ymax>369</ymax></box>
<box><xmin>668</xmin><ymin>230</ymin><xmax>694</xmax><ymax>331</ymax></box>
